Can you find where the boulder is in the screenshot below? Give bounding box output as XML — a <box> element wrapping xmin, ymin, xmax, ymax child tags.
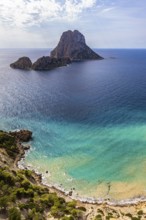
<box><xmin>51</xmin><ymin>30</ymin><xmax>103</xmax><ymax>61</ymax></box>
<box><xmin>10</xmin><ymin>57</ymin><xmax>32</xmax><ymax>70</ymax></box>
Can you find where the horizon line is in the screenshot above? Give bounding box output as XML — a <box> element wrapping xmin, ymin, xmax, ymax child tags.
<box><xmin>0</xmin><ymin>47</ymin><xmax>146</xmax><ymax>50</ymax></box>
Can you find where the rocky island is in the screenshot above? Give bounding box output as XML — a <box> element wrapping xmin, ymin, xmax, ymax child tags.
<box><xmin>10</xmin><ymin>30</ymin><xmax>103</xmax><ymax>71</ymax></box>
<box><xmin>51</xmin><ymin>30</ymin><xmax>103</xmax><ymax>61</ymax></box>
<box><xmin>10</xmin><ymin>57</ymin><xmax>32</xmax><ymax>70</ymax></box>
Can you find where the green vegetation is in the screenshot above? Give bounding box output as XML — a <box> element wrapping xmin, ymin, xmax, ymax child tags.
<box><xmin>0</xmin><ymin>131</ymin><xmax>18</xmax><ymax>159</ymax></box>
<box><xmin>125</xmin><ymin>213</ymin><xmax>133</xmax><ymax>218</ymax></box>
<box><xmin>0</xmin><ymin>165</ymin><xmax>84</xmax><ymax>219</ymax></box>
<box><xmin>137</xmin><ymin>210</ymin><xmax>143</xmax><ymax>216</ymax></box>
<box><xmin>8</xmin><ymin>208</ymin><xmax>21</xmax><ymax>220</ymax></box>
<box><xmin>0</xmin><ymin>131</ymin><xmax>85</xmax><ymax>220</ymax></box>
<box><xmin>2</xmin><ymin>129</ymin><xmax>144</xmax><ymax>220</ymax></box>
<box><xmin>125</xmin><ymin>213</ymin><xmax>141</xmax><ymax>220</ymax></box>
<box><xmin>97</xmin><ymin>209</ymin><xmax>104</xmax><ymax>215</ymax></box>
<box><xmin>94</xmin><ymin>214</ymin><xmax>102</xmax><ymax>220</ymax></box>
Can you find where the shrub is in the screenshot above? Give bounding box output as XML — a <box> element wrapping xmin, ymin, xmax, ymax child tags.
<box><xmin>95</xmin><ymin>214</ymin><xmax>102</xmax><ymax>220</ymax></box>
<box><xmin>0</xmin><ymin>132</ymin><xmax>18</xmax><ymax>158</ymax></box>
<box><xmin>131</xmin><ymin>217</ymin><xmax>140</xmax><ymax>220</ymax></box>
<box><xmin>51</xmin><ymin>205</ymin><xmax>64</xmax><ymax>218</ymax></box>
<box><xmin>0</xmin><ymin>196</ymin><xmax>9</xmax><ymax>210</ymax></box>
<box><xmin>77</xmin><ymin>206</ymin><xmax>86</xmax><ymax>211</ymax></box>
<box><xmin>137</xmin><ymin>210</ymin><xmax>143</xmax><ymax>215</ymax></box>
<box><xmin>21</xmin><ymin>179</ymin><xmax>31</xmax><ymax>190</ymax></box>
<box><xmin>125</xmin><ymin>213</ymin><xmax>132</xmax><ymax>218</ymax></box>
<box><xmin>97</xmin><ymin>209</ymin><xmax>104</xmax><ymax>215</ymax></box>
<box><xmin>61</xmin><ymin>216</ymin><xmax>74</xmax><ymax>220</ymax></box>
<box><xmin>0</xmin><ymin>132</ymin><xmax>15</xmax><ymax>148</ymax></box>
<box><xmin>24</xmin><ymin>169</ymin><xmax>33</xmax><ymax>178</ymax></box>
<box><xmin>0</xmin><ymin>169</ymin><xmax>15</xmax><ymax>185</ymax></box>
<box><xmin>70</xmin><ymin>209</ymin><xmax>82</xmax><ymax>218</ymax></box>
<box><xmin>15</xmin><ymin>188</ymin><xmax>34</xmax><ymax>199</ymax></box>
<box><xmin>67</xmin><ymin>201</ymin><xmax>77</xmax><ymax>208</ymax></box>
<box><xmin>8</xmin><ymin>207</ymin><xmax>21</xmax><ymax>220</ymax></box>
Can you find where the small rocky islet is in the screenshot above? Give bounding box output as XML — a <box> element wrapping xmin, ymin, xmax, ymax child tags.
<box><xmin>10</xmin><ymin>57</ymin><xmax>32</xmax><ymax>70</ymax></box>
<box><xmin>10</xmin><ymin>30</ymin><xmax>103</xmax><ymax>71</ymax></box>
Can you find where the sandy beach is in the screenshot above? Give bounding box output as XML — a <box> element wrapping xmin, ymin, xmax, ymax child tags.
<box><xmin>1</xmin><ymin>129</ymin><xmax>146</xmax><ymax>219</ymax></box>
<box><xmin>16</xmin><ymin>140</ymin><xmax>146</xmax><ymax>220</ymax></box>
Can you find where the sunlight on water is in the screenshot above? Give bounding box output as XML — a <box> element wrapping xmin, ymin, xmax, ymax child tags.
<box><xmin>1</xmin><ymin>49</ymin><xmax>146</xmax><ymax>202</ymax></box>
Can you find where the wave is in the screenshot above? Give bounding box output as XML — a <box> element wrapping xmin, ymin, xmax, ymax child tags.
<box><xmin>18</xmin><ymin>153</ymin><xmax>146</xmax><ymax>207</ymax></box>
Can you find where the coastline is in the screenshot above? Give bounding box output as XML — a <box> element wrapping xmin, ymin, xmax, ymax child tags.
<box><xmin>18</xmin><ymin>156</ymin><xmax>146</xmax><ymax>206</ymax></box>
<box><xmin>1</xmin><ymin>129</ymin><xmax>146</xmax><ymax>219</ymax></box>
<box><xmin>17</xmin><ymin>134</ymin><xmax>146</xmax><ymax>219</ymax></box>
<box><xmin>18</xmin><ymin>146</ymin><xmax>146</xmax><ymax>206</ymax></box>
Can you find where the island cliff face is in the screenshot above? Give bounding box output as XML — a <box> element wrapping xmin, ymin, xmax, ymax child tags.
<box><xmin>51</xmin><ymin>30</ymin><xmax>103</xmax><ymax>61</ymax></box>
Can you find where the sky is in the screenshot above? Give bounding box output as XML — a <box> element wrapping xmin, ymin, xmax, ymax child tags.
<box><xmin>0</xmin><ymin>0</ymin><xmax>146</xmax><ymax>48</ymax></box>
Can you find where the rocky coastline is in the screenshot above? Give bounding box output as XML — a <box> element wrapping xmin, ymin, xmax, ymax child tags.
<box><xmin>0</xmin><ymin>129</ymin><xmax>86</xmax><ymax>220</ymax></box>
<box><xmin>1</xmin><ymin>129</ymin><xmax>146</xmax><ymax>219</ymax></box>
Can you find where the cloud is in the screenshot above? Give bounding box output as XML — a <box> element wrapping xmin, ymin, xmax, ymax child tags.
<box><xmin>100</xmin><ymin>7</ymin><xmax>115</xmax><ymax>14</ymax></box>
<box><xmin>63</xmin><ymin>0</ymin><xmax>96</xmax><ymax>21</ymax></box>
<box><xmin>0</xmin><ymin>0</ymin><xmax>146</xmax><ymax>48</ymax></box>
<box><xmin>0</xmin><ymin>0</ymin><xmax>97</xmax><ymax>28</ymax></box>
<box><xmin>0</xmin><ymin>0</ymin><xmax>62</xmax><ymax>27</ymax></box>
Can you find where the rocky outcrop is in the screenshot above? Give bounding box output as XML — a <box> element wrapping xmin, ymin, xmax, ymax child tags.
<box><xmin>9</xmin><ymin>129</ymin><xmax>32</xmax><ymax>142</ymax></box>
<box><xmin>32</xmin><ymin>56</ymin><xmax>71</xmax><ymax>71</ymax></box>
<box><xmin>51</xmin><ymin>30</ymin><xmax>103</xmax><ymax>61</ymax></box>
<box><xmin>10</xmin><ymin>57</ymin><xmax>32</xmax><ymax>70</ymax></box>
<box><xmin>10</xmin><ymin>30</ymin><xmax>103</xmax><ymax>71</ymax></box>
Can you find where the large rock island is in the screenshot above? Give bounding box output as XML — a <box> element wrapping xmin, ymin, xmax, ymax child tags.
<box><xmin>10</xmin><ymin>30</ymin><xmax>103</xmax><ymax>71</ymax></box>
<box><xmin>51</xmin><ymin>30</ymin><xmax>103</xmax><ymax>61</ymax></box>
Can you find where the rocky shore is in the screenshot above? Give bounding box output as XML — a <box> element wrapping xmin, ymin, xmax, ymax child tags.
<box><xmin>1</xmin><ymin>129</ymin><xmax>146</xmax><ymax>219</ymax></box>
<box><xmin>0</xmin><ymin>129</ymin><xmax>85</xmax><ymax>220</ymax></box>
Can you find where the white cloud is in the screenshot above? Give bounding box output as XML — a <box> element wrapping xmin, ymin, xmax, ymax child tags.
<box><xmin>0</xmin><ymin>0</ymin><xmax>62</xmax><ymax>27</ymax></box>
<box><xmin>100</xmin><ymin>7</ymin><xmax>115</xmax><ymax>14</ymax></box>
<box><xmin>0</xmin><ymin>0</ymin><xmax>146</xmax><ymax>48</ymax></box>
<box><xmin>64</xmin><ymin>0</ymin><xmax>96</xmax><ymax>21</ymax></box>
<box><xmin>0</xmin><ymin>0</ymin><xmax>97</xmax><ymax>27</ymax></box>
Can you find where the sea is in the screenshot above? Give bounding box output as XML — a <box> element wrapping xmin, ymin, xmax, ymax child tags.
<box><xmin>0</xmin><ymin>48</ymin><xmax>146</xmax><ymax>204</ymax></box>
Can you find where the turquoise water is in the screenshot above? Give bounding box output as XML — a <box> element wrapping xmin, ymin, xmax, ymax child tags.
<box><xmin>1</xmin><ymin>49</ymin><xmax>146</xmax><ymax>202</ymax></box>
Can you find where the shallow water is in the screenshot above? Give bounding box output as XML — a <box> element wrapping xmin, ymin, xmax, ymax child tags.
<box><xmin>1</xmin><ymin>48</ymin><xmax>146</xmax><ymax>202</ymax></box>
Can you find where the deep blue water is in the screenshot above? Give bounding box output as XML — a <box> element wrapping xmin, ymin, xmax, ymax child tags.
<box><xmin>1</xmin><ymin>48</ymin><xmax>146</xmax><ymax>202</ymax></box>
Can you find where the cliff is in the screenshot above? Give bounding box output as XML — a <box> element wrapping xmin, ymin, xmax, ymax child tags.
<box><xmin>51</xmin><ymin>30</ymin><xmax>103</xmax><ymax>61</ymax></box>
